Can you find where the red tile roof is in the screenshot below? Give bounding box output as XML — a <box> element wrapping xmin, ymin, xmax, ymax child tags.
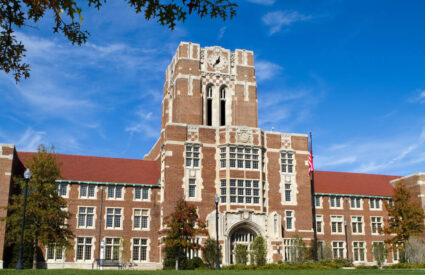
<box><xmin>315</xmin><ymin>171</ymin><xmax>400</xmax><ymax>197</ymax></box>
<box><xmin>17</xmin><ymin>152</ymin><xmax>160</xmax><ymax>186</ymax></box>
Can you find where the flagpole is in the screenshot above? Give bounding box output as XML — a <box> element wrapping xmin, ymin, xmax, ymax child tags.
<box><xmin>309</xmin><ymin>132</ymin><xmax>318</xmax><ymax>261</ymax></box>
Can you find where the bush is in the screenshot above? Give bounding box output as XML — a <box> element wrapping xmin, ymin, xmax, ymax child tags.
<box><xmin>187</xmin><ymin>257</ymin><xmax>205</xmax><ymax>270</ymax></box>
<box><xmin>163</xmin><ymin>246</ymin><xmax>188</xmax><ymax>270</ymax></box>
<box><xmin>223</xmin><ymin>259</ymin><xmax>355</xmax><ymax>270</ymax></box>
<box><xmin>355</xmin><ymin>265</ymin><xmax>379</xmax><ymax>269</ymax></box>
<box><xmin>250</xmin><ymin>236</ymin><xmax>267</xmax><ymax>266</ymax></box>
<box><xmin>202</xmin><ymin>238</ymin><xmax>222</xmax><ymax>269</ymax></box>
<box><xmin>234</xmin><ymin>244</ymin><xmax>249</xmax><ymax>265</ymax></box>
<box><xmin>383</xmin><ymin>262</ymin><xmax>425</xmax><ymax>269</ymax></box>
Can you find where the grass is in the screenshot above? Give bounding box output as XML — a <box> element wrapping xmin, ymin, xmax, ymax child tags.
<box><xmin>1</xmin><ymin>270</ymin><xmax>425</xmax><ymax>275</ymax></box>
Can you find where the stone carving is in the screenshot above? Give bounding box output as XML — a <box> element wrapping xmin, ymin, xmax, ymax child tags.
<box><xmin>200</xmin><ymin>49</ymin><xmax>205</xmax><ymax>64</ymax></box>
<box><xmin>230</xmin><ymin>53</ymin><xmax>235</xmax><ymax>67</ymax></box>
<box><xmin>237</xmin><ymin>128</ymin><xmax>252</xmax><ymax>143</ymax></box>
<box><xmin>281</xmin><ymin>134</ymin><xmax>291</xmax><ymax>149</ymax></box>
<box><xmin>187</xmin><ymin>125</ymin><xmax>199</xmax><ymax>142</ymax></box>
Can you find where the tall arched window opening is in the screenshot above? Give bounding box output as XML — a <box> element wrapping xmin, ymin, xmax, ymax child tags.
<box><xmin>206</xmin><ymin>85</ymin><xmax>213</xmax><ymax>126</ymax></box>
<box><xmin>220</xmin><ymin>86</ymin><xmax>226</xmax><ymax>126</ymax></box>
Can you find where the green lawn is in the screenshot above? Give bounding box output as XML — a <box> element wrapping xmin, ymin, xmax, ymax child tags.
<box><xmin>1</xmin><ymin>270</ymin><xmax>425</xmax><ymax>275</ymax></box>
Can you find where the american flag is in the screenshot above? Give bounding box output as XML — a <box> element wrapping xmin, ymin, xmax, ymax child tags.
<box><xmin>308</xmin><ymin>151</ymin><xmax>314</xmax><ymax>175</ymax></box>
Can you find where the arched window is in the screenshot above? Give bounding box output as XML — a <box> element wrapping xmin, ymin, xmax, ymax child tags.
<box><xmin>206</xmin><ymin>84</ymin><xmax>213</xmax><ymax>126</ymax></box>
<box><xmin>219</xmin><ymin>85</ymin><xmax>226</xmax><ymax>126</ymax></box>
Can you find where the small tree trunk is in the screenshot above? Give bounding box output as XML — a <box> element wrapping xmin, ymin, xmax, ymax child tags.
<box><xmin>32</xmin><ymin>237</ymin><xmax>38</xmax><ymax>269</ymax></box>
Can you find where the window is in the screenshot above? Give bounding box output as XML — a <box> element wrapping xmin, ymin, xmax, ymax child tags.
<box><xmin>47</xmin><ymin>243</ymin><xmax>63</xmax><ymax>261</ymax></box>
<box><xmin>106</xmin><ymin>208</ymin><xmax>122</xmax><ymax>229</ymax></box>
<box><xmin>350</xmin><ymin>197</ymin><xmax>362</xmax><ymax>209</ymax></box>
<box><xmin>133</xmin><ymin>238</ymin><xmax>148</xmax><ymax>261</ymax></box>
<box><xmin>316</xmin><ymin>215</ymin><xmax>323</xmax><ymax>233</ymax></box>
<box><xmin>353</xmin><ymin>242</ymin><xmax>366</xmax><ymax>262</ymax></box>
<box><xmin>78</xmin><ymin>207</ymin><xmax>94</xmax><ymax>228</ymax></box>
<box><xmin>186</xmin><ymin>145</ymin><xmax>200</xmax><ymax>168</ymax></box>
<box><xmin>80</xmin><ymin>185</ymin><xmax>95</xmax><ymax>199</ymax></box>
<box><xmin>370</xmin><ymin>198</ymin><xmax>382</xmax><ymax>210</ymax></box>
<box><xmin>220</xmin><ymin>179</ymin><xmax>227</xmax><ymax>203</ymax></box>
<box><xmin>351</xmin><ymin>216</ymin><xmax>364</xmax><ymax>234</ymax></box>
<box><xmin>285</xmin><ymin>211</ymin><xmax>294</xmax><ymax>230</ymax></box>
<box><xmin>226</xmin><ymin>146</ymin><xmax>259</xmax><ymax>170</ymax></box>
<box><xmin>281</xmin><ymin>152</ymin><xmax>294</xmax><ymax>173</ymax></box>
<box><xmin>135</xmin><ymin>187</ymin><xmax>149</xmax><ymax>200</ymax></box>
<box><xmin>332</xmin><ymin>242</ymin><xmax>345</xmax><ymax>259</ymax></box>
<box><xmin>76</xmin><ymin>237</ymin><xmax>92</xmax><ymax>261</ymax></box>
<box><xmin>371</xmin><ymin>216</ymin><xmax>383</xmax><ymax>234</ymax></box>
<box><xmin>393</xmin><ymin>245</ymin><xmax>401</xmax><ymax>262</ymax></box>
<box><xmin>206</xmin><ymin>84</ymin><xmax>213</xmax><ymax>126</ymax></box>
<box><xmin>107</xmin><ymin>186</ymin><xmax>123</xmax><ymax>199</ymax></box>
<box><xmin>330</xmin><ymin>196</ymin><xmax>342</xmax><ymax>208</ymax></box>
<box><xmin>220</xmin><ymin>86</ymin><xmax>226</xmax><ymax>126</ymax></box>
<box><xmin>284</xmin><ymin>183</ymin><xmax>292</xmax><ymax>202</ymax></box>
<box><xmin>58</xmin><ymin>183</ymin><xmax>67</xmax><ymax>197</ymax></box>
<box><xmin>188</xmin><ymin>179</ymin><xmax>196</xmax><ymax>198</ymax></box>
<box><xmin>134</xmin><ymin>209</ymin><xmax>149</xmax><ymax>230</ymax></box>
<box><xmin>372</xmin><ymin>242</ymin><xmax>386</xmax><ymax>262</ymax></box>
<box><xmin>224</xmin><ymin>179</ymin><xmax>261</xmax><ymax>204</ymax></box>
<box><xmin>220</xmin><ymin>147</ymin><xmax>226</xmax><ymax>168</ymax></box>
<box><xmin>315</xmin><ymin>196</ymin><xmax>322</xmax><ymax>208</ymax></box>
<box><xmin>105</xmin><ymin>238</ymin><xmax>120</xmax><ymax>260</ymax></box>
<box><xmin>331</xmin><ymin>216</ymin><xmax>344</xmax><ymax>234</ymax></box>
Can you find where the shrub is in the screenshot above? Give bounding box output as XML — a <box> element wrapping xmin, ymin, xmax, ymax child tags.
<box><xmin>187</xmin><ymin>257</ymin><xmax>205</xmax><ymax>270</ymax></box>
<box><xmin>202</xmin><ymin>237</ymin><xmax>222</xmax><ymax>269</ymax></box>
<box><xmin>355</xmin><ymin>265</ymin><xmax>379</xmax><ymax>269</ymax></box>
<box><xmin>250</xmin><ymin>236</ymin><xmax>267</xmax><ymax>266</ymax></box>
<box><xmin>234</xmin><ymin>244</ymin><xmax>249</xmax><ymax>265</ymax></box>
<box><xmin>163</xmin><ymin>246</ymin><xmax>188</xmax><ymax>270</ymax></box>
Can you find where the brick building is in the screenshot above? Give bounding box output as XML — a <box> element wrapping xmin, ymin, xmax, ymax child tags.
<box><xmin>0</xmin><ymin>42</ymin><xmax>424</xmax><ymax>269</ymax></box>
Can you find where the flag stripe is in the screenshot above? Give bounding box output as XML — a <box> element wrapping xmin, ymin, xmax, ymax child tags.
<box><xmin>308</xmin><ymin>151</ymin><xmax>314</xmax><ymax>175</ymax></box>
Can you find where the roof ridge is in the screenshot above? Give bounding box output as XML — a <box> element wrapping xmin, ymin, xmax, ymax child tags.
<box><xmin>17</xmin><ymin>151</ymin><xmax>155</xmax><ymax>162</ymax></box>
<box><xmin>316</xmin><ymin>170</ymin><xmax>401</xmax><ymax>178</ymax></box>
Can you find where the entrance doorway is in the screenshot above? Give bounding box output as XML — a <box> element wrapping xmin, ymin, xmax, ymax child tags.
<box><xmin>229</xmin><ymin>227</ymin><xmax>257</xmax><ymax>264</ymax></box>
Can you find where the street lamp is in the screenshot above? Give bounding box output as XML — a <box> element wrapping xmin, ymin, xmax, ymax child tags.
<box><xmin>214</xmin><ymin>195</ymin><xmax>220</xmax><ymax>270</ymax></box>
<box><xmin>16</xmin><ymin>168</ymin><xmax>31</xmax><ymax>269</ymax></box>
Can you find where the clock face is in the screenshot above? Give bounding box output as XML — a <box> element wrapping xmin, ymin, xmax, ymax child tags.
<box><xmin>208</xmin><ymin>49</ymin><xmax>228</xmax><ymax>71</ymax></box>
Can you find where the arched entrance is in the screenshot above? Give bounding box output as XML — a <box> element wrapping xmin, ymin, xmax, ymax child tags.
<box><xmin>227</xmin><ymin>222</ymin><xmax>262</xmax><ymax>264</ymax></box>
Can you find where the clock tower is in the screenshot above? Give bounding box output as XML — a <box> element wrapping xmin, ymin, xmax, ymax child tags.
<box><xmin>161</xmin><ymin>42</ymin><xmax>258</xmax><ymax>129</ymax></box>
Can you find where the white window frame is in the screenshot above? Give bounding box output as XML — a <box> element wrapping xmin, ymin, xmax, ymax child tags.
<box><xmin>226</xmin><ymin>179</ymin><xmax>261</xmax><ymax>205</ymax></box>
<box><xmin>350</xmin><ymin>197</ymin><xmax>363</xmax><ymax>210</ymax></box>
<box><xmin>329</xmin><ymin>196</ymin><xmax>343</xmax><ymax>209</ymax></box>
<box><xmin>57</xmin><ymin>183</ymin><xmax>68</xmax><ymax>198</ymax></box>
<box><xmin>351</xmin><ymin>216</ymin><xmax>365</xmax><ymax>235</ymax></box>
<box><xmin>285</xmin><ymin>210</ymin><xmax>295</xmax><ymax>231</ymax></box>
<box><xmin>332</xmin><ymin>241</ymin><xmax>346</xmax><ymax>259</ymax></box>
<box><xmin>77</xmin><ymin>206</ymin><xmax>96</xmax><ymax>229</ymax></box>
<box><xmin>280</xmin><ymin>151</ymin><xmax>295</xmax><ymax>174</ymax></box>
<box><xmin>46</xmin><ymin>243</ymin><xmax>64</xmax><ymax>262</ymax></box>
<box><xmin>370</xmin><ymin>198</ymin><xmax>382</xmax><ymax>210</ymax></box>
<box><xmin>228</xmin><ymin>146</ymin><xmax>260</xmax><ymax>170</ymax></box>
<box><xmin>371</xmin><ymin>216</ymin><xmax>383</xmax><ymax>235</ymax></box>
<box><xmin>75</xmin><ymin>237</ymin><xmax>94</xmax><ymax>262</ymax></box>
<box><xmin>372</xmin><ymin>241</ymin><xmax>387</xmax><ymax>263</ymax></box>
<box><xmin>133</xmin><ymin>208</ymin><xmax>150</xmax><ymax>230</ymax></box>
<box><xmin>134</xmin><ymin>186</ymin><xmax>150</xmax><ymax>201</ymax></box>
<box><xmin>352</xmin><ymin>241</ymin><xmax>366</xmax><ymax>262</ymax></box>
<box><xmin>314</xmin><ymin>196</ymin><xmax>322</xmax><ymax>208</ymax></box>
<box><xmin>316</xmin><ymin>215</ymin><xmax>323</xmax><ymax>234</ymax></box>
<box><xmin>104</xmin><ymin>237</ymin><xmax>121</xmax><ymax>261</ymax></box>
<box><xmin>330</xmin><ymin>215</ymin><xmax>344</xmax><ymax>235</ymax></box>
<box><xmin>79</xmin><ymin>184</ymin><xmax>96</xmax><ymax>199</ymax></box>
<box><xmin>132</xmin><ymin>238</ymin><xmax>150</xmax><ymax>262</ymax></box>
<box><xmin>107</xmin><ymin>186</ymin><xmax>124</xmax><ymax>200</ymax></box>
<box><xmin>105</xmin><ymin>207</ymin><xmax>123</xmax><ymax>230</ymax></box>
<box><xmin>185</xmin><ymin>144</ymin><xmax>200</xmax><ymax>168</ymax></box>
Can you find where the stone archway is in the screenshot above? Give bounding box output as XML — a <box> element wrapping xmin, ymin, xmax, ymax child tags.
<box><xmin>226</xmin><ymin>221</ymin><xmax>262</xmax><ymax>265</ymax></box>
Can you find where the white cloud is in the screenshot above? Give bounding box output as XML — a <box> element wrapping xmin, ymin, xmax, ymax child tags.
<box><xmin>410</xmin><ymin>90</ymin><xmax>425</xmax><ymax>104</ymax></box>
<box><xmin>218</xmin><ymin>27</ymin><xmax>227</xmax><ymax>40</ymax></box>
<box><xmin>16</xmin><ymin>128</ymin><xmax>46</xmax><ymax>152</ymax></box>
<box><xmin>255</xmin><ymin>60</ymin><xmax>283</xmax><ymax>82</ymax></box>
<box><xmin>262</xmin><ymin>11</ymin><xmax>312</xmax><ymax>34</ymax></box>
<box><xmin>246</xmin><ymin>0</ymin><xmax>275</xmax><ymax>5</ymax></box>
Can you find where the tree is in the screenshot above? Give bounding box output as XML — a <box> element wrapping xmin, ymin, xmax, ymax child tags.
<box><xmin>202</xmin><ymin>237</ymin><xmax>221</xmax><ymax>269</ymax></box>
<box><xmin>234</xmin><ymin>244</ymin><xmax>248</xmax><ymax>265</ymax></box>
<box><xmin>289</xmin><ymin>235</ymin><xmax>308</xmax><ymax>263</ymax></box>
<box><xmin>316</xmin><ymin>241</ymin><xmax>332</xmax><ymax>261</ymax></box>
<box><xmin>4</xmin><ymin>144</ymin><xmax>73</xmax><ymax>269</ymax></box>
<box><xmin>371</xmin><ymin>242</ymin><xmax>387</xmax><ymax>267</ymax></box>
<box><xmin>0</xmin><ymin>0</ymin><xmax>237</xmax><ymax>82</ymax></box>
<box><xmin>250</xmin><ymin>236</ymin><xmax>267</xmax><ymax>266</ymax></box>
<box><xmin>161</xmin><ymin>199</ymin><xmax>206</xmax><ymax>270</ymax></box>
<box><xmin>405</xmin><ymin>236</ymin><xmax>425</xmax><ymax>264</ymax></box>
<box><xmin>382</xmin><ymin>181</ymin><xmax>425</xmax><ymax>261</ymax></box>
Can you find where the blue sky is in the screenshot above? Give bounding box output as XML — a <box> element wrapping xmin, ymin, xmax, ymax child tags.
<box><xmin>1</xmin><ymin>0</ymin><xmax>424</xmax><ymax>176</ymax></box>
